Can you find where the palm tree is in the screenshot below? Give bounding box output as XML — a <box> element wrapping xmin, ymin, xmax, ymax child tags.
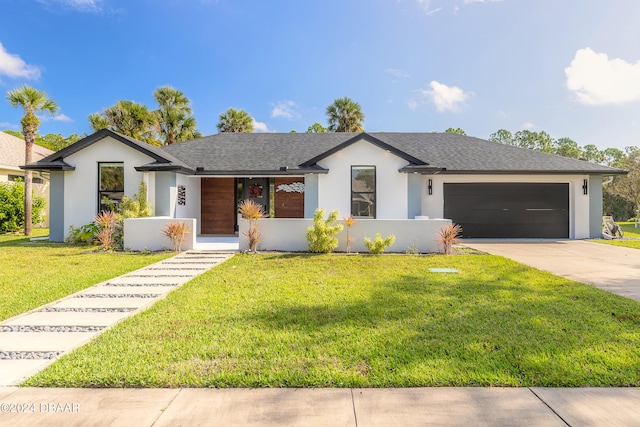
<box><xmin>89</xmin><ymin>100</ymin><xmax>160</xmax><ymax>145</ymax></box>
<box><xmin>326</xmin><ymin>97</ymin><xmax>365</xmax><ymax>132</ymax></box>
<box><xmin>7</xmin><ymin>85</ymin><xmax>59</xmax><ymax>236</ymax></box>
<box><xmin>153</xmin><ymin>86</ymin><xmax>202</xmax><ymax>145</ymax></box>
<box><xmin>217</xmin><ymin>108</ymin><xmax>254</xmax><ymax>133</ymax></box>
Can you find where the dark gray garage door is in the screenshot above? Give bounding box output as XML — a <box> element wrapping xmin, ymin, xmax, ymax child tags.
<box><xmin>444</xmin><ymin>183</ymin><xmax>569</xmax><ymax>238</ymax></box>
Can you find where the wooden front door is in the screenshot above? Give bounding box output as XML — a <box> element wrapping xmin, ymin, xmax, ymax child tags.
<box><xmin>201</xmin><ymin>178</ymin><xmax>235</xmax><ymax>234</ymax></box>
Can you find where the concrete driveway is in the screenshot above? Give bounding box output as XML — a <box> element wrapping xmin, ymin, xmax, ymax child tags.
<box><xmin>462</xmin><ymin>240</ymin><xmax>640</xmax><ymax>301</ymax></box>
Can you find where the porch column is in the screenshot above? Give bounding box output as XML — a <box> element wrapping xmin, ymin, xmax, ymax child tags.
<box><xmin>155</xmin><ymin>172</ymin><xmax>177</xmax><ymax>217</ymax></box>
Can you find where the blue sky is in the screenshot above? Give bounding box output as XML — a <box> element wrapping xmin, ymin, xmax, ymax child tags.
<box><xmin>1</xmin><ymin>0</ymin><xmax>639</xmax><ymax>150</ymax></box>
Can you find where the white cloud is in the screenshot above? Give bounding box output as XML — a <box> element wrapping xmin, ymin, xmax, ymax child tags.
<box><xmin>464</xmin><ymin>0</ymin><xmax>503</xmax><ymax>3</ymax></box>
<box><xmin>37</xmin><ymin>0</ymin><xmax>104</xmax><ymax>13</ymax></box>
<box><xmin>270</xmin><ymin>100</ymin><xmax>298</xmax><ymax>120</ymax></box>
<box><xmin>407</xmin><ymin>100</ymin><xmax>419</xmax><ymax>110</ymax></box>
<box><xmin>53</xmin><ymin>113</ymin><xmax>73</xmax><ymax>122</ymax></box>
<box><xmin>0</xmin><ymin>122</ymin><xmax>19</xmax><ymax>129</ymax></box>
<box><xmin>415</xmin><ymin>0</ymin><xmax>442</xmax><ymax>15</ymax></box>
<box><xmin>385</xmin><ymin>68</ymin><xmax>410</xmax><ymax>78</ymax></box>
<box><xmin>421</xmin><ymin>80</ymin><xmax>470</xmax><ymax>112</ymax></box>
<box><xmin>523</xmin><ymin>122</ymin><xmax>535</xmax><ymax>130</ymax></box>
<box><xmin>565</xmin><ymin>47</ymin><xmax>640</xmax><ymax>105</ymax></box>
<box><xmin>0</xmin><ymin>42</ymin><xmax>41</xmax><ymax>79</ymax></box>
<box><xmin>252</xmin><ymin>120</ymin><xmax>272</xmax><ymax>133</ymax></box>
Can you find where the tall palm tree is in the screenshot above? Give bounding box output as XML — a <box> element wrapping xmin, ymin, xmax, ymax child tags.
<box><xmin>89</xmin><ymin>100</ymin><xmax>160</xmax><ymax>145</ymax></box>
<box><xmin>217</xmin><ymin>108</ymin><xmax>254</xmax><ymax>133</ymax></box>
<box><xmin>326</xmin><ymin>97</ymin><xmax>365</xmax><ymax>132</ymax></box>
<box><xmin>153</xmin><ymin>86</ymin><xmax>202</xmax><ymax>145</ymax></box>
<box><xmin>7</xmin><ymin>85</ymin><xmax>59</xmax><ymax>236</ymax></box>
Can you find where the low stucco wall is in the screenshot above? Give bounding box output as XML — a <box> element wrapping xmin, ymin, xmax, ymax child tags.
<box><xmin>124</xmin><ymin>217</ymin><xmax>196</xmax><ymax>251</ymax></box>
<box><xmin>239</xmin><ymin>218</ymin><xmax>452</xmax><ymax>253</ymax></box>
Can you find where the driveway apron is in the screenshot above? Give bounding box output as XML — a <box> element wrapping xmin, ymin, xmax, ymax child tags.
<box><xmin>0</xmin><ymin>251</ymin><xmax>233</xmax><ymax>386</ymax></box>
<box><xmin>462</xmin><ymin>240</ymin><xmax>640</xmax><ymax>301</ymax></box>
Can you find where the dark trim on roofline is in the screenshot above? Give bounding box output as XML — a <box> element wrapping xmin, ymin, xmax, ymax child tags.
<box><xmin>192</xmin><ymin>168</ymin><xmax>329</xmax><ymax>176</ymax></box>
<box><xmin>299</xmin><ymin>133</ymin><xmax>427</xmax><ymax>167</ymax></box>
<box><xmin>425</xmin><ymin>169</ymin><xmax>629</xmax><ymax>175</ymax></box>
<box><xmin>134</xmin><ymin>165</ymin><xmax>195</xmax><ymax>174</ymax></box>
<box><xmin>21</xmin><ymin>161</ymin><xmax>76</xmax><ymax>171</ymax></box>
<box><xmin>36</xmin><ymin>129</ymin><xmax>173</xmax><ymax>165</ymax></box>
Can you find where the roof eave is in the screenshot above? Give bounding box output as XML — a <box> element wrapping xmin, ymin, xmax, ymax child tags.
<box><xmin>21</xmin><ymin>162</ymin><xmax>76</xmax><ymax>171</ymax></box>
<box><xmin>435</xmin><ymin>169</ymin><xmax>628</xmax><ymax>175</ymax></box>
<box><xmin>194</xmin><ymin>168</ymin><xmax>329</xmax><ymax>176</ymax></box>
<box><xmin>134</xmin><ymin>165</ymin><xmax>195</xmax><ymax>174</ymax></box>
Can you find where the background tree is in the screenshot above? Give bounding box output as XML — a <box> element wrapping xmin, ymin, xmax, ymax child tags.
<box><xmin>153</xmin><ymin>86</ymin><xmax>201</xmax><ymax>145</ymax></box>
<box><xmin>6</xmin><ymin>84</ymin><xmax>59</xmax><ymax>236</ymax></box>
<box><xmin>89</xmin><ymin>100</ymin><xmax>160</xmax><ymax>145</ymax></box>
<box><xmin>3</xmin><ymin>130</ymin><xmax>80</xmax><ymax>151</ymax></box>
<box><xmin>444</xmin><ymin>127</ymin><xmax>466</xmax><ymax>135</ymax></box>
<box><xmin>553</xmin><ymin>137</ymin><xmax>582</xmax><ymax>159</ymax></box>
<box><xmin>580</xmin><ymin>144</ymin><xmax>605</xmax><ymax>164</ymax></box>
<box><xmin>326</xmin><ymin>97</ymin><xmax>365</xmax><ymax>132</ymax></box>
<box><xmin>609</xmin><ymin>148</ymin><xmax>640</xmax><ymax>219</ymax></box>
<box><xmin>489</xmin><ymin>129</ymin><xmax>514</xmax><ymax>145</ymax></box>
<box><xmin>217</xmin><ymin>108</ymin><xmax>254</xmax><ymax>133</ymax></box>
<box><xmin>307</xmin><ymin>122</ymin><xmax>328</xmax><ymax>133</ymax></box>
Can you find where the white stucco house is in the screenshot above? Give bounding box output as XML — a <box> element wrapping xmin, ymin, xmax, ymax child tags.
<box><xmin>24</xmin><ymin>129</ymin><xmax>624</xmax><ymax>251</ymax></box>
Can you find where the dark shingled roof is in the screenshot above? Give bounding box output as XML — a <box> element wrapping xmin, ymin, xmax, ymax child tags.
<box><xmin>161</xmin><ymin>132</ymin><xmax>623</xmax><ymax>175</ymax></box>
<box><xmin>24</xmin><ymin>130</ymin><xmax>625</xmax><ymax>175</ymax></box>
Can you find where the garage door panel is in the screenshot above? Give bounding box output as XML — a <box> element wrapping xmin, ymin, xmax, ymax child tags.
<box><xmin>444</xmin><ymin>183</ymin><xmax>569</xmax><ymax>238</ymax></box>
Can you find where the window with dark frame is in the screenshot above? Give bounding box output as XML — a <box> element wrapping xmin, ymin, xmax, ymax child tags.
<box><xmin>351</xmin><ymin>166</ymin><xmax>376</xmax><ymax>218</ymax></box>
<box><xmin>98</xmin><ymin>162</ymin><xmax>124</xmax><ymax>213</ymax></box>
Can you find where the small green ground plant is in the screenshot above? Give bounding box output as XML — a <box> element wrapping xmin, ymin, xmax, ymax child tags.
<box><xmin>363</xmin><ymin>233</ymin><xmax>395</xmax><ymax>254</ymax></box>
<box><xmin>306</xmin><ymin>208</ymin><xmax>343</xmax><ymax>253</ymax></box>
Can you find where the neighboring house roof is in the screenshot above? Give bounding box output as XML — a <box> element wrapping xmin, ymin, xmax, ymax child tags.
<box><xmin>23</xmin><ymin>129</ymin><xmax>194</xmax><ymax>173</ymax></box>
<box><xmin>0</xmin><ymin>131</ymin><xmax>54</xmax><ymax>170</ymax></box>
<box><xmin>24</xmin><ymin>130</ymin><xmax>625</xmax><ymax>176</ymax></box>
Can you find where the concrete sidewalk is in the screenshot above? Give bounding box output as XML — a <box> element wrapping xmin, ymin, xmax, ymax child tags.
<box><xmin>0</xmin><ymin>251</ymin><xmax>234</xmax><ymax>386</ymax></box>
<box><xmin>0</xmin><ymin>387</ymin><xmax>639</xmax><ymax>426</ymax></box>
<box><xmin>463</xmin><ymin>239</ymin><xmax>640</xmax><ymax>301</ymax></box>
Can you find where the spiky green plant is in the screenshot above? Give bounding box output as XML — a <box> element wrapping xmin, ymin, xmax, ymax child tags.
<box><xmin>306</xmin><ymin>208</ymin><xmax>343</xmax><ymax>253</ymax></box>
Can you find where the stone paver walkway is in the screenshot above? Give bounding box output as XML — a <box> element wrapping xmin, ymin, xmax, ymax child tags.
<box><xmin>0</xmin><ymin>251</ymin><xmax>233</xmax><ymax>386</ymax></box>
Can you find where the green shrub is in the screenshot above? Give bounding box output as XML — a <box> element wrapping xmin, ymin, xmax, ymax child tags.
<box><xmin>120</xmin><ymin>181</ymin><xmax>153</xmax><ymax>219</ymax></box>
<box><xmin>306</xmin><ymin>208</ymin><xmax>343</xmax><ymax>253</ymax></box>
<box><xmin>363</xmin><ymin>233</ymin><xmax>395</xmax><ymax>254</ymax></box>
<box><xmin>0</xmin><ymin>180</ymin><xmax>46</xmax><ymax>233</ymax></box>
<box><xmin>66</xmin><ymin>223</ymin><xmax>100</xmax><ymax>244</ymax></box>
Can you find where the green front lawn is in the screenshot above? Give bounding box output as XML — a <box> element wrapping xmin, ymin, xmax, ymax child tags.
<box><xmin>25</xmin><ymin>253</ymin><xmax>640</xmax><ymax>388</ymax></box>
<box><xmin>0</xmin><ymin>231</ymin><xmax>173</xmax><ymax>321</ymax></box>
